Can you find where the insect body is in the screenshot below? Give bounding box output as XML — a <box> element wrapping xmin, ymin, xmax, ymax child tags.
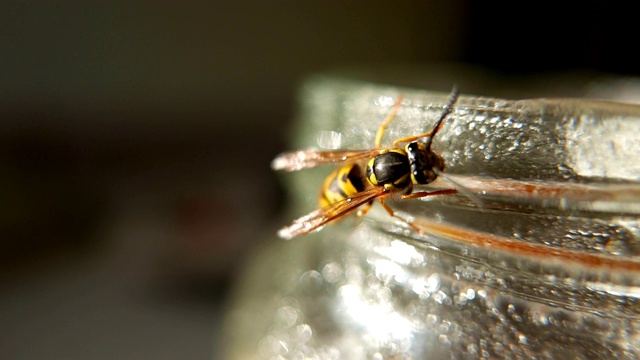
<box><xmin>319</xmin><ymin>163</ymin><xmax>366</xmax><ymax>210</ymax></box>
<box><xmin>272</xmin><ymin>86</ymin><xmax>460</xmax><ymax>239</ymax></box>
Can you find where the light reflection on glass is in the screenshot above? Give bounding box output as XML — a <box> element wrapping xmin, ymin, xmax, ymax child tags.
<box><xmin>374</xmin><ymin>239</ymin><xmax>424</xmax><ymax>266</ymax></box>
<box><xmin>336</xmin><ymin>284</ymin><xmax>415</xmax><ymax>343</ymax></box>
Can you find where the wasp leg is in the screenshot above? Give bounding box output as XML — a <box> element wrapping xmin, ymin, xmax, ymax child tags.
<box><xmin>391</xmin><ymin>130</ymin><xmax>435</xmax><ymax>148</ymax></box>
<box><xmin>391</xmin><ymin>112</ymin><xmax>448</xmax><ymax>148</ymax></box>
<box><xmin>375</xmin><ymin>96</ymin><xmax>403</xmax><ymax>148</ymax></box>
<box><xmin>402</xmin><ymin>189</ymin><xmax>458</xmax><ymax>199</ymax></box>
<box><xmin>378</xmin><ymin>197</ymin><xmax>424</xmax><ymax>234</ymax></box>
<box><xmin>357</xmin><ymin>201</ymin><xmax>373</xmax><ymax>217</ymax></box>
<box><xmin>377</xmin><ymin>189</ymin><xmax>458</xmax><ymax>233</ymax></box>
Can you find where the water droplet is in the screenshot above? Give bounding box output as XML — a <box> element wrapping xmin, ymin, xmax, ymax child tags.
<box><xmin>433</xmin><ymin>290</ymin><xmax>447</xmax><ymax>304</ymax></box>
<box><xmin>465</xmin><ymin>288</ymin><xmax>476</xmax><ymax>300</ymax></box>
<box><xmin>605</xmin><ymin>238</ymin><xmax>629</xmax><ymax>256</ymax></box>
<box><xmin>277</xmin><ymin>340</ymin><xmax>289</xmax><ymax>355</ymax></box>
<box><xmin>299</xmin><ymin>270</ymin><xmax>323</xmax><ymax>289</ymax></box>
<box><xmin>321</xmin><ymin>262</ymin><xmax>343</xmax><ymax>283</ymax></box>
<box><xmin>345</xmin><ymin>265</ymin><xmax>364</xmax><ymax>284</ymax></box>
<box><xmin>376</xmin><ymin>95</ymin><xmax>395</xmax><ymax>107</ymax></box>
<box><xmin>450</xmin><ymin>283</ymin><xmax>460</xmax><ymax>294</ymax></box>
<box><xmin>296</xmin><ymin>324</ymin><xmax>312</xmax><ymax>343</ymax></box>
<box><xmin>518</xmin><ymin>333</ymin><xmax>528</xmax><ymax>345</ymax></box>
<box><xmin>427</xmin><ymin>273</ymin><xmax>441</xmax><ymax>293</ymax></box>
<box><xmin>376</xmin><ymin>286</ymin><xmax>392</xmax><ymax>302</ymax></box>
<box><xmin>277</xmin><ymin>305</ymin><xmax>299</xmax><ymax>327</ymax></box>
<box><xmin>439</xmin><ymin>334</ymin><xmax>451</xmax><ymax>346</ymax></box>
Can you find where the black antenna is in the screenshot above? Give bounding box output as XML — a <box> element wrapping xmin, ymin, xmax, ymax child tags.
<box><xmin>425</xmin><ymin>85</ymin><xmax>459</xmax><ymax>150</ymax></box>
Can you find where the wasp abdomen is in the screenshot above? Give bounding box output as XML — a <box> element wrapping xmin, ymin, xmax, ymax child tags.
<box><xmin>319</xmin><ymin>164</ymin><xmax>366</xmax><ymax>209</ymax></box>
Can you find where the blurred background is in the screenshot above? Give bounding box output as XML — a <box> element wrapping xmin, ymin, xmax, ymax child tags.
<box><xmin>0</xmin><ymin>2</ymin><xmax>636</xmax><ymax>359</ymax></box>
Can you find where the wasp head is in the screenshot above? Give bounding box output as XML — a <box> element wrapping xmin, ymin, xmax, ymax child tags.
<box><xmin>406</xmin><ymin>142</ymin><xmax>445</xmax><ymax>185</ymax></box>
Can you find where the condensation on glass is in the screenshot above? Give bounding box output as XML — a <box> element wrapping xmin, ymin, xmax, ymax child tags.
<box><xmin>223</xmin><ymin>73</ymin><xmax>640</xmax><ymax>359</ymax></box>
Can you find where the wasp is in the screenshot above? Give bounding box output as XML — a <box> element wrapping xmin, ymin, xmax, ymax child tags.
<box><xmin>271</xmin><ymin>86</ymin><xmax>460</xmax><ymax>239</ymax></box>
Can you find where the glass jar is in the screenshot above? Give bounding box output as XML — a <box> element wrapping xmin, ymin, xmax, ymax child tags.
<box><xmin>223</xmin><ymin>70</ymin><xmax>640</xmax><ymax>359</ymax></box>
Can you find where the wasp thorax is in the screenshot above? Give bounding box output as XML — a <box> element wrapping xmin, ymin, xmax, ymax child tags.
<box><xmin>365</xmin><ymin>149</ymin><xmax>410</xmax><ymax>188</ymax></box>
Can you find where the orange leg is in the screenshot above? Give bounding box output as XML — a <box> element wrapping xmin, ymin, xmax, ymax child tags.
<box><xmin>402</xmin><ymin>188</ymin><xmax>458</xmax><ymax>199</ymax></box>
<box><xmin>375</xmin><ymin>96</ymin><xmax>403</xmax><ymax>148</ymax></box>
<box><xmin>376</xmin><ymin>189</ymin><xmax>458</xmax><ymax>233</ymax></box>
<box><xmin>378</xmin><ymin>197</ymin><xmax>424</xmax><ymax>234</ymax></box>
<box><xmin>391</xmin><ymin>113</ymin><xmax>450</xmax><ymax>148</ymax></box>
<box><xmin>357</xmin><ymin>201</ymin><xmax>373</xmax><ymax>217</ymax></box>
<box><xmin>391</xmin><ymin>130</ymin><xmax>434</xmax><ymax>148</ymax></box>
<box><xmin>394</xmin><ymin>87</ymin><xmax>458</xmax><ymax>148</ymax></box>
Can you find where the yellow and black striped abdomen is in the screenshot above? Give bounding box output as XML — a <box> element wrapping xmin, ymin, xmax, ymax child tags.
<box><xmin>319</xmin><ymin>164</ymin><xmax>367</xmax><ymax>209</ymax></box>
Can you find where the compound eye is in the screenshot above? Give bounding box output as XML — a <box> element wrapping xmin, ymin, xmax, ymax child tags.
<box><xmin>424</xmin><ymin>169</ymin><xmax>437</xmax><ymax>183</ymax></box>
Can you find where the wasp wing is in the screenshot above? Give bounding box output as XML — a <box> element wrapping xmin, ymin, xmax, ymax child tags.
<box><xmin>271</xmin><ymin>149</ymin><xmax>383</xmax><ymax>172</ymax></box>
<box><xmin>277</xmin><ymin>186</ymin><xmax>388</xmax><ymax>239</ymax></box>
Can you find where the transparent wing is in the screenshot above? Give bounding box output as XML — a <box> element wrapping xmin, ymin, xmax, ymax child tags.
<box><xmin>271</xmin><ymin>149</ymin><xmax>383</xmax><ymax>172</ymax></box>
<box><xmin>277</xmin><ymin>186</ymin><xmax>388</xmax><ymax>239</ymax></box>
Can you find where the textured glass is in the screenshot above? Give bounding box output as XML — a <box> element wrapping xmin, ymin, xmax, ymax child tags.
<box><xmin>223</xmin><ymin>75</ymin><xmax>640</xmax><ymax>359</ymax></box>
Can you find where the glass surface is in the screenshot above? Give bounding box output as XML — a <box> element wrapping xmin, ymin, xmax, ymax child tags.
<box><xmin>223</xmin><ymin>72</ymin><xmax>640</xmax><ymax>359</ymax></box>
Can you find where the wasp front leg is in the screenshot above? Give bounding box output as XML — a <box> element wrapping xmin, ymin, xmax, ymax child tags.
<box><xmin>377</xmin><ymin>197</ymin><xmax>424</xmax><ymax>234</ymax></box>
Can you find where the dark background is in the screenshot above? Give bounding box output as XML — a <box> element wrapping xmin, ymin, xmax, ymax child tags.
<box><xmin>0</xmin><ymin>2</ymin><xmax>636</xmax><ymax>359</ymax></box>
